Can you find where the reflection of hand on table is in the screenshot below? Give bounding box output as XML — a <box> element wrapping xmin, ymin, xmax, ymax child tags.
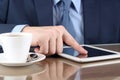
<box><xmin>32</xmin><ymin>58</ymin><xmax>79</xmax><ymax>80</ymax></box>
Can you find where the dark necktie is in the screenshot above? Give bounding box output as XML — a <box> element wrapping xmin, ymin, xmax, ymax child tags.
<box><xmin>58</xmin><ymin>0</ymin><xmax>75</xmax><ymax>37</ymax></box>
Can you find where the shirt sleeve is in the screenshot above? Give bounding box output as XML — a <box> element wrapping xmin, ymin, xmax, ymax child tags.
<box><xmin>11</xmin><ymin>25</ymin><xmax>27</xmax><ymax>32</ymax></box>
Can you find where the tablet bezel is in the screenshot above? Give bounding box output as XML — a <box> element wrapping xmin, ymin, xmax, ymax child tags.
<box><xmin>59</xmin><ymin>45</ymin><xmax>120</xmax><ymax>62</ymax></box>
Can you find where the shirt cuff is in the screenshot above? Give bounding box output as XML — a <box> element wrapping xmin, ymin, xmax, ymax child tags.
<box><xmin>11</xmin><ymin>25</ymin><xmax>27</xmax><ymax>32</ymax></box>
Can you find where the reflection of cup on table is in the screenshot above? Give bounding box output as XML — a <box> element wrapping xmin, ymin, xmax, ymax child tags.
<box><xmin>0</xmin><ymin>64</ymin><xmax>45</xmax><ymax>80</ymax></box>
<box><xmin>4</xmin><ymin>76</ymin><xmax>27</xmax><ymax>80</ymax></box>
<box><xmin>0</xmin><ymin>32</ymin><xmax>32</xmax><ymax>63</ymax></box>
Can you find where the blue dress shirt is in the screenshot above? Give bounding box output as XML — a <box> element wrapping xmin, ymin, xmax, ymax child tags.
<box><xmin>12</xmin><ymin>25</ymin><xmax>26</xmax><ymax>32</ymax></box>
<box><xmin>53</xmin><ymin>0</ymin><xmax>84</xmax><ymax>44</ymax></box>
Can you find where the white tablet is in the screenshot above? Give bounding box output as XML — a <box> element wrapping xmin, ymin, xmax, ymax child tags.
<box><xmin>59</xmin><ymin>45</ymin><xmax>120</xmax><ymax>62</ymax></box>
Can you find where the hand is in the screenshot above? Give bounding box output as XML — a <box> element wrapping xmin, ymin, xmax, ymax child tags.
<box><xmin>22</xmin><ymin>26</ymin><xmax>87</xmax><ymax>55</ymax></box>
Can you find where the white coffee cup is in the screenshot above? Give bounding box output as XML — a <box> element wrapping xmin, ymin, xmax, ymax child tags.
<box><xmin>0</xmin><ymin>32</ymin><xmax>32</xmax><ymax>63</ymax></box>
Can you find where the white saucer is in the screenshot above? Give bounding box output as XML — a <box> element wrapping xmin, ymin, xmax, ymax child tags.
<box><xmin>0</xmin><ymin>52</ymin><xmax>46</xmax><ymax>67</ymax></box>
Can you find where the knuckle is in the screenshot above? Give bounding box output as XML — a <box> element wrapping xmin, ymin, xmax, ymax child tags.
<box><xmin>44</xmin><ymin>51</ymin><xmax>49</xmax><ymax>54</ymax></box>
<box><xmin>56</xmin><ymin>47</ymin><xmax>63</xmax><ymax>54</ymax></box>
<box><xmin>54</xmin><ymin>27</ymin><xmax>63</xmax><ymax>36</ymax></box>
<box><xmin>49</xmin><ymin>49</ymin><xmax>56</xmax><ymax>54</ymax></box>
<box><xmin>40</xmin><ymin>49</ymin><xmax>48</xmax><ymax>54</ymax></box>
<box><xmin>48</xmin><ymin>29</ymin><xmax>56</xmax><ymax>37</ymax></box>
<box><xmin>59</xmin><ymin>25</ymin><xmax>65</xmax><ymax>30</ymax></box>
<box><xmin>57</xmin><ymin>50</ymin><xmax>62</xmax><ymax>54</ymax></box>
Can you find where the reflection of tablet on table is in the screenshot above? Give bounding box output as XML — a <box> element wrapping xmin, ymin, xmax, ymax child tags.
<box><xmin>59</xmin><ymin>45</ymin><xmax>120</xmax><ymax>62</ymax></box>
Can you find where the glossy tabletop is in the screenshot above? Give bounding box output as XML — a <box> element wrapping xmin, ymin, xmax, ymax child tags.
<box><xmin>0</xmin><ymin>44</ymin><xmax>120</xmax><ymax>80</ymax></box>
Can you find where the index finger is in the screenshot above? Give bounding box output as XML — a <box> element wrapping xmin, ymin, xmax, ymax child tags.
<box><xmin>63</xmin><ymin>31</ymin><xmax>88</xmax><ymax>54</ymax></box>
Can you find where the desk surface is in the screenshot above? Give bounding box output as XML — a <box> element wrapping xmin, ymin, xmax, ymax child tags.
<box><xmin>0</xmin><ymin>44</ymin><xmax>120</xmax><ymax>80</ymax></box>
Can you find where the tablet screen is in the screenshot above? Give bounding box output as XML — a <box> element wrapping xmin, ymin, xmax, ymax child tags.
<box><xmin>63</xmin><ymin>46</ymin><xmax>115</xmax><ymax>58</ymax></box>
